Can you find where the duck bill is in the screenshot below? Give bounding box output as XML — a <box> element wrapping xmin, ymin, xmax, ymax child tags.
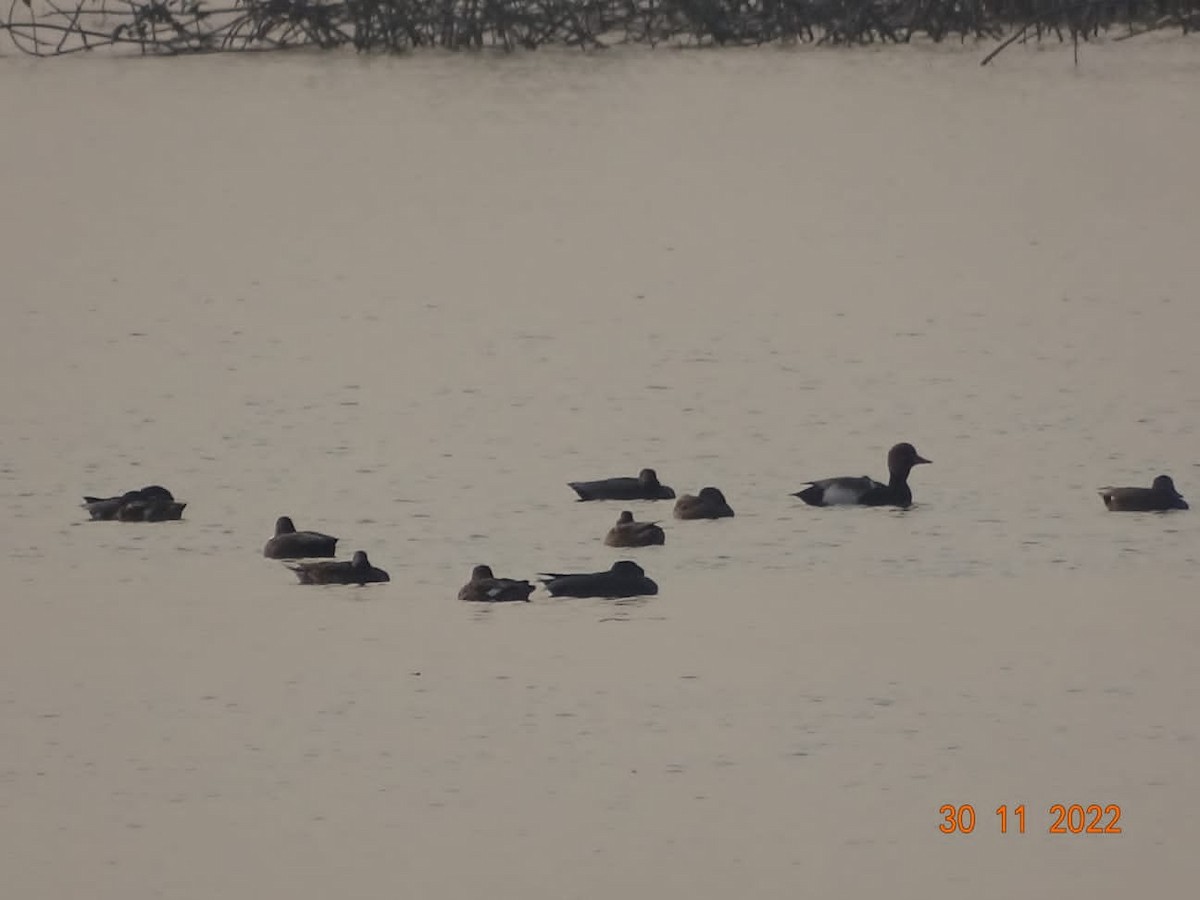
<box><xmin>914</xmin><ymin>455</ymin><xmax>932</xmax><ymax>465</ymax></box>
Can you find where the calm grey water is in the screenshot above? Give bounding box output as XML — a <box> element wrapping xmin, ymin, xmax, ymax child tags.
<box><xmin>2</xmin><ymin>38</ymin><xmax>1199</xmax><ymax>899</ymax></box>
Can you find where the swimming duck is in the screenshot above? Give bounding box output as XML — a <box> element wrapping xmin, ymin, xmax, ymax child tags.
<box><xmin>604</xmin><ymin>510</ymin><xmax>666</xmax><ymax>547</ymax></box>
<box><xmin>1099</xmin><ymin>475</ymin><xmax>1189</xmax><ymax>512</ymax></box>
<box><xmin>792</xmin><ymin>442</ymin><xmax>931</xmax><ymax>509</ymax></box>
<box><xmin>538</xmin><ymin>560</ymin><xmax>658</xmax><ymax>598</ymax></box>
<box><xmin>568</xmin><ymin>468</ymin><xmax>675</xmax><ymax>501</ymax></box>
<box><xmin>673</xmin><ymin>487</ymin><xmax>734</xmax><ymax>520</ymax></box>
<box><xmin>263</xmin><ymin>516</ymin><xmax>339</xmax><ymax>559</ymax></box>
<box><xmin>83</xmin><ymin>485</ymin><xmax>185</xmax><ymax>521</ymax></box>
<box><xmin>458</xmin><ymin>564</ymin><xmax>535</xmax><ymax>603</ymax></box>
<box><xmin>286</xmin><ymin>550</ymin><xmax>390</xmax><ymax>585</ymax></box>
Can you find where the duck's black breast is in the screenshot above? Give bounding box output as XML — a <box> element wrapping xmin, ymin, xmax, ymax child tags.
<box><xmin>857</xmin><ymin>482</ymin><xmax>914</xmax><ymax>508</ymax></box>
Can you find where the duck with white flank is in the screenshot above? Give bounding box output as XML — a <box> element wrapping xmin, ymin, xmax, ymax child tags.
<box><xmin>792</xmin><ymin>442</ymin><xmax>931</xmax><ymax>509</ymax></box>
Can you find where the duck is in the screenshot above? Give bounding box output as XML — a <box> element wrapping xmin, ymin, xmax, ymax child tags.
<box><xmin>792</xmin><ymin>442</ymin><xmax>931</xmax><ymax>508</ymax></box>
<box><xmin>538</xmin><ymin>560</ymin><xmax>658</xmax><ymax>598</ymax></box>
<box><xmin>673</xmin><ymin>487</ymin><xmax>734</xmax><ymax>520</ymax></box>
<box><xmin>568</xmin><ymin>468</ymin><xmax>675</xmax><ymax>501</ymax></box>
<box><xmin>1099</xmin><ymin>475</ymin><xmax>1189</xmax><ymax>512</ymax></box>
<box><xmin>286</xmin><ymin>550</ymin><xmax>390</xmax><ymax>585</ymax></box>
<box><xmin>263</xmin><ymin>516</ymin><xmax>338</xmax><ymax>559</ymax></box>
<box><xmin>83</xmin><ymin>485</ymin><xmax>185</xmax><ymax>521</ymax></box>
<box><xmin>604</xmin><ymin>510</ymin><xmax>666</xmax><ymax>547</ymax></box>
<box><xmin>458</xmin><ymin>564</ymin><xmax>535</xmax><ymax>603</ymax></box>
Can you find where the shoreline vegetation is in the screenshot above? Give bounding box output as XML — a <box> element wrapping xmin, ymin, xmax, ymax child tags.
<box><xmin>2</xmin><ymin>0</ymin><xmax>1197</xmax><ymax>63</ymax></box>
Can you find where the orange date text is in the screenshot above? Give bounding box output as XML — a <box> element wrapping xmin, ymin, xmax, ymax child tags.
<box><xmin>938</xmin><ymin>804</ymin><xmax>1122</xmax><ymax>835</ymax></box>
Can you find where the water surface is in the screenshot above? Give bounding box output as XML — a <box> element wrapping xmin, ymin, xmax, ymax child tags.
<box><xmin>2</xmin><ymin>39</ymin><xmax>1199</xmax><ymax>898</ymax></box>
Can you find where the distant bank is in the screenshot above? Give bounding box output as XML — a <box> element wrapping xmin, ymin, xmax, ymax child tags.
<box><xmin>3</xmin><ymin>0</ymin><xmax>1197</xmax><ymax>63</ymax></box>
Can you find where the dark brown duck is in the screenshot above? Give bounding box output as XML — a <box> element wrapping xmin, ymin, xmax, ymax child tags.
<box><xmin>83</xmin><ymin>485</ymin><xmax>186</xmax><ymax>521</ymax></box>
<box><xmin>568</xmin><ymin>468</ymin><xmax>675</xmax><ymax>501</ymax></box>
<box><xmin>673</xmin><ymin>487</ymin><xmax>734</xmax><ymax>520</ymax></box>
<box><xmin>604</xmin><ymin>510</ymin><xmax>666</xmax><ymax>547</ymax></box>
<box><xmin>286</xmin><ymin>550</ymin><xmax>390</xmax><ymax>585</ymax></box>
<box><xmin>1099</xmin><ymin>475</ymin><xmax>1188</xmax><ymax>512</ymax></box>
<box><xmin>458</xmin><ymin>565</ymin><xmax>535</xmax><ymax>603</ymax></box>
<box><xmin>263</xmin><ymin>516</ymin><xmax>338</xmax><ymax>559</ymax></box>
<box><xmin>538</xmin><ymin>560</ymin><xmax>658</xmax><ymax>598</ymax></box>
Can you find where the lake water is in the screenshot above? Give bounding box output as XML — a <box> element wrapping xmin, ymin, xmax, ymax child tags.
<box><xmin>2</xmin><ymin>36</ymin><xmax>1199</xmax><ymax>898</ymax></box>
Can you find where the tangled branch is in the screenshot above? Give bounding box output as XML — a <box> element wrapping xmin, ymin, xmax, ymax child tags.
<box><xmin>4</xmin><ymin>0</ymin><xmax>1197</xmax><ymax>57</ymax></box>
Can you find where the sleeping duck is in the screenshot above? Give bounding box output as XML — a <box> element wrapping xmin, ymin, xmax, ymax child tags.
<box><xmin>458</xmin><ymin>564</ymin><xmax>535</xmax><ymax>603</ymax></box>
<box><xmin>604</xmin><ymin>510</ymin><xmax>666</xmax><ymax>547</ymax></box>
<box><xmin>673</xmin><ymin>487</ymin><xmax>734</xmax><ymax>520</ymax></box>
<box><xmin>286</xmin><ymin>550</ymin><xmax>390</xmax><ymax>585</ymax></box>
<box><xmin>538</xmin><ymin>560</ymin><xmax>658</xmax><ymax>598</ymax></box>
<box><xmin>568</xmin><ymin>468</ymin><xmax>675</xmax><ymax>501</ymax></box>
<box><xmin>263</xmin><ymin>516</ymin><xmax>338</xmax><ymax>559</ymax></box>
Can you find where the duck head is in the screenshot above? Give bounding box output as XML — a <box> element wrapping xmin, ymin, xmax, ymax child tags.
<box><xmin>1153</xmin><ymin>475</ymin><xmax>1188</xmax><ymax>507</ymax></box>
<box><xmin>1152</xmin><ymin>475</ymin><xmax>1181</xmax><ymax>496</ymax></box>
<box><xmin>888</xmin><ymin>443</ymin><xmax>931</xmax><ymax>475</ymax></box>
<box><xmin>637</xmin><ymin>469</ymin><xmax>661</xmax><ymax>488</ymax></box>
